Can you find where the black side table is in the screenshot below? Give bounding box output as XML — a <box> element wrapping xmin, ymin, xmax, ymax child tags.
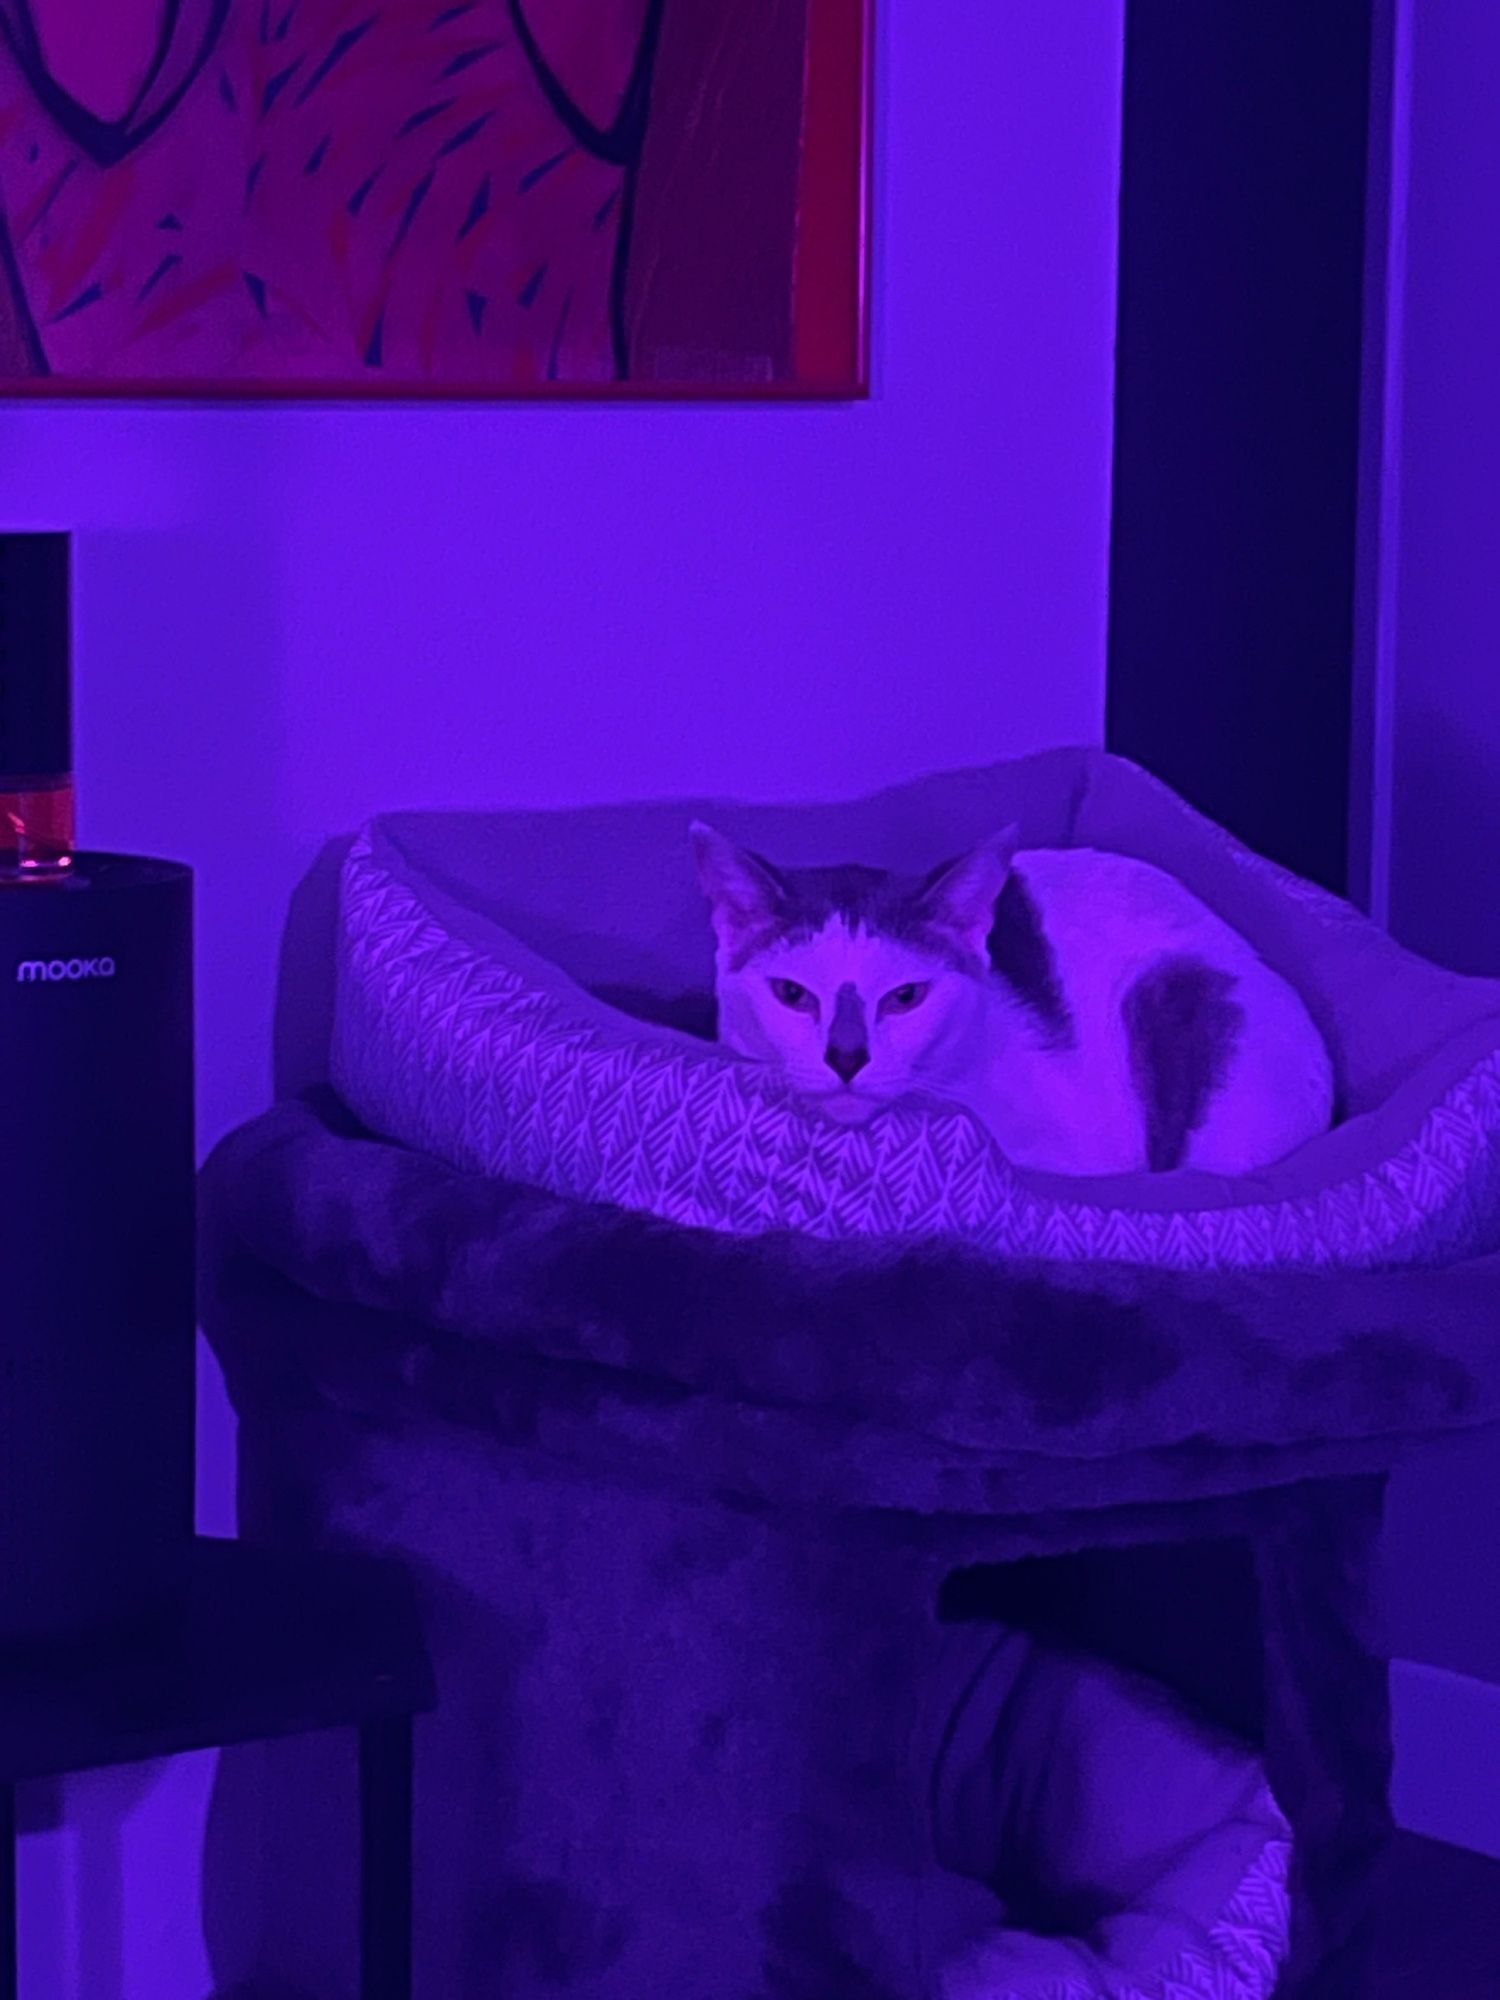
<box><xmin>0</xmin><ymin>1536</ymin><xmax>436</xmax><ymax>2000</ymax></box>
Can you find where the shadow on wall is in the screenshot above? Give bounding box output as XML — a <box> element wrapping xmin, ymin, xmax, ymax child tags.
<box><xmin>1383</xmin><ymin>709</ymin><xmax>1500</xmax><ymax>1686</ymax></box>
<box><xmin>1389</xmin><ymin>703</ymin><xmax>1500</xmax><ymax>980</ymax></box>
<box><xmin>203</xmin><ymin>1727</ymin><xmax>357</xmax><ymax>2000</ymax></box>
<box><xmin>272</xmin><ymin>837</ymin><xmax>356</xmax><ymax>1101</ymax></box>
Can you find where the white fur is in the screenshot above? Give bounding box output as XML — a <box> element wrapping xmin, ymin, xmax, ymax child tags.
<box><xmin>700</xmin><ymin>835</ymin><xmax>1333</xmax><ymax>1181</ymax></box>
<box><xmin>967</xmin><ymin>850</ymin><xmax>1334</xmax><ymax>1176</ymax></box>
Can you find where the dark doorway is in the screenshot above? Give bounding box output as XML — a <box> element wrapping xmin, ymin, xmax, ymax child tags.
<box><xmin>1106</xmin><ymin>0</ymin><xmax>1382</xmax><ymax>896</ymax></box>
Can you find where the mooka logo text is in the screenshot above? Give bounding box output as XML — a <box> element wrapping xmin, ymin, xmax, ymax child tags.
<box><xmin>15</xmin><ymin>957</ymin><xmax>117</xmax><ymax>983</ymax></box>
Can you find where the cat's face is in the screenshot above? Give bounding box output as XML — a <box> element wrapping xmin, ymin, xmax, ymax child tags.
<box><xmin>691</xmin><ymin>822</ymin><xmax>1017</xmax><ymax>1121</ymax></box>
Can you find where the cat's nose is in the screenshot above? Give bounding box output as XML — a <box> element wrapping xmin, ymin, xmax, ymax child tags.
<box><xmin>825</xmin><ymin>1043</ymin><xmax>870</xmax><ymax>1085</ymax></box>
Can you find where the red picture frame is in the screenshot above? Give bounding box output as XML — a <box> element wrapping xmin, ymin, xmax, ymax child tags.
<box><xmin>0</xmin><ymin>0</ymin><xmax>872</xmax><ymax>400</ymax></box>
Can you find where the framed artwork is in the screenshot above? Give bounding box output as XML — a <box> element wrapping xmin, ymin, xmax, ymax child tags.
<box><xmin>0</xmin><ymin>0</ymin><xmax>871</xmax><ymax>398</ymax></box>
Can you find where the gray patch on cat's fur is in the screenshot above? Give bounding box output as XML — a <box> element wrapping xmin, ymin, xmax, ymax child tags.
<box><xmin>988</xmin><ymin>870</ymin><xmax>1074</xmax><ymax>1045</ymax></box>
<box><xmin>727</xmin><ymin>860</ymin><xmax>977</xmax><ymax>973</ymax></box>
<box><xmin>1122</xmin><ymin>955</ymin><xmax>1244</xmax><ymax>1173</ymax></box>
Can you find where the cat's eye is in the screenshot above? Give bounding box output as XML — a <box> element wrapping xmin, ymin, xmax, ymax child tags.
<box><xmin>880</xmin><ymin>981</ymin><xmax>931</xmax><ymax>1017</ymax></box>
<box><xmin>769</xmin><ymin>978</ymin><xmax>818</xmax><ymax>1016</ymax></box>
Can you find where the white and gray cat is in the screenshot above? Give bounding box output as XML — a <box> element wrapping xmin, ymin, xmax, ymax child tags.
<box><xmin>691</xmin><ymin>822</ymin><xmax>1333</xmax><ymax>1177</ymax></box>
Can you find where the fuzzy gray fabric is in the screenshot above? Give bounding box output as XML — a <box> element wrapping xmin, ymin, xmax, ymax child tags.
<box><xmin>199</xmin><ymin>1089</ymin><xmax>1500</xmax><ymax>1997</ymax></box>
<box><xmin>209</xmin><ymin>1094</ymin><xmax>1500</xmax><ymax>1512</ymax></box>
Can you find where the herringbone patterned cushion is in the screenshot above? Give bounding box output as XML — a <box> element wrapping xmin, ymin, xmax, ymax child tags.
<box><xmin>331</xmin><ymin>796</ymin><xmax>1500</xmax><ymax>1272</ymax></box>
<box><xmin>966</xmin><ymin>1818</ymin><xmax>1290</xmax><ymax>1999</ymax></box>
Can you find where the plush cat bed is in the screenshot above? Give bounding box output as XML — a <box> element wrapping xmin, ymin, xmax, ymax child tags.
<box><xmin>208</xmin><ymin>752</ymin><xmax>1500</xmax><ymax>1995</ymax></box>
<box><xmin>200</xmin><ymin>1087</ymin><xmax>1500</xmax><ymax>1998</ymax></box>
<box><xmin>331</xmin><ymin>748</ymin><xmax>1500</xmax><ymax>1270</ymax></box>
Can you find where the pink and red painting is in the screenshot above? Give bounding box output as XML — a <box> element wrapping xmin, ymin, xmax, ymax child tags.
<box><xmin>0</xmin><ymin>0</ymin><xmax>870</xmax><ymax>396</ymax></box>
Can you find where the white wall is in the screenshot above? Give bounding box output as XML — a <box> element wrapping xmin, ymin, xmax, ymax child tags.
<box><xmin>0</xmin><ymin>4</ymin><xmax>1126</xmax><ymax>1993</ymax></box>
<box><xmin>1371</xmin><ymin>0</ymin><xmax>1500</xmax><ymax>1713</ymax></box>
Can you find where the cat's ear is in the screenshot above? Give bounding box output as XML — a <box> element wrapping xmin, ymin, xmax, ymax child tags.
<box><xmin>690</xmin><ymin>821</ymin><xmax>787</xmax><ymax>948</ymax></box>
<box><xmin>917</xmin><ymin>826</ymin><xmax>1020</xmax><ymax>953</ymax></box>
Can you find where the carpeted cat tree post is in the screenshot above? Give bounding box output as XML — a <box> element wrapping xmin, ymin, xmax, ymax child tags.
<box><xmin>199</xmin><ymin>749</ymin><xmax>1500</xmax><ymax>1999</ymax></box>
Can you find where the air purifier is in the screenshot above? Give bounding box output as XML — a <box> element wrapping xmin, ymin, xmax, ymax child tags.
<box><xmin>0</xmin><ymin>532</ymin><xmax>194</xmax><ymax>1640</ymax></box>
